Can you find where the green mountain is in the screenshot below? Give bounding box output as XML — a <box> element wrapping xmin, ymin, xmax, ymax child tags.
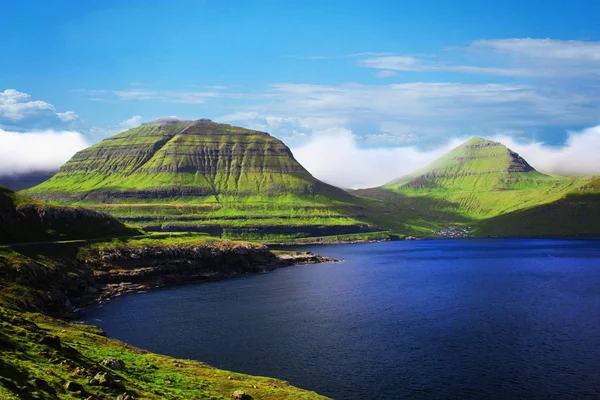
<box><xmin>0</xmin><ymin>185</ymin><xmax>139</xmax><ymax>244</ymax></box>
<box><xmin>354</xmin><ymin>137</ymin><xmax>596</xmax><ymax>236</ymax></box>
<box><xmin>25</xmin><ymin>119</ymin><xmax>376</xmax><ymax>240</ymax></box>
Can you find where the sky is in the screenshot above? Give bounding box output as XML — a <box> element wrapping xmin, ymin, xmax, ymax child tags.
<box><xmin>2</xmin><ymin>0</ymin><xmax>600</xmax><ymax>188</ymax></box>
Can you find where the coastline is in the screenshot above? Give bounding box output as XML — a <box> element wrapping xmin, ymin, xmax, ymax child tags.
<box><xmin>0</xmin><ymin>239</ymin><xmax>336</xmax><ymax>399</ymax></box>
<box><xmin>90</xmin><ymin>250</ymin><xmax>338</xmax><ymax>310</ymax></box>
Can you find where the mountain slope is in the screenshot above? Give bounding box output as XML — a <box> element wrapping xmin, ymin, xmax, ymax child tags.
<box><xmin>373</xmin><ymin>137</ymin><xmax>589</xmax><ymax>219</ymax></box>
<box><xmin>0</xmin><ymin>185</ymin><xmax>139</xmax><ymax>244</ymax></box>
<box><xmin>25</xmin><ymin>119</ymin><xmax>375</xmax><ymax>239</ymax></box>
<box><xmin>474</xmin><ymin>177</ymin><xmax>600</xmax><ymax>236</ymax></box>
<box><xmin>353</xmin><ymin>137</ymin><xmax>595</xmax><ymax>236</ymax></box>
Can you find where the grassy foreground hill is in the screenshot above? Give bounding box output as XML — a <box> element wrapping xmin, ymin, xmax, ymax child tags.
<box><xmin>24</xmin><ymin>119</ymin><xmax>376</xmax><ymax>240</ymax></box>
<box><xmin>354</xmin><ymin>137</ymin><xmax>597</xmax><ymax>237</ymax></box>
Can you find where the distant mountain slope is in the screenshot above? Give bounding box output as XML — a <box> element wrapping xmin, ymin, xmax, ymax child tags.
<box><xmin>25</xmin><ymin>119</ymin><xmax>375</xmax><ymax>239</ymax></box>
<box><xmin>366</xmin><ymin>137</ymin><xmax>590</xmax><ymax>219</ymax></box>
<box><xmin>352</xmin><ymin>136</ymin><xmax>598</xmax><ymax>237</ymax></box>
<box><xmin>0</xmin><ymin>185</ymin><xmax>139</xmax><ymax>244</ymax></box>
<box><xmin>474</xmin><ymin>177</ymin><xmax>600</xmax><ymax>236</ymax></box>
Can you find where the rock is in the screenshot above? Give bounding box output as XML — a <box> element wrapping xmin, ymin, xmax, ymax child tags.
<box><xmin>117</xmin><ymin>393</ymin><xmax>135</xmax><ymax>400</ymax></box>
<box><xmin>29</xmin><ymin>378</ymin><xmax>49</xmax><ymax>390</ymax></box>
<box><xmin>65</xmin><ymin>381</ymin><xmax>83</xmax><ymax>392</ymax></box>
<box><xmin>90</xmin><ymin>371</ymin><xmax>117</xmax><ymax>388</ymax></box>
<box><xmin>101</xmin><ymin>357</ymin><xmax>126</xmax><ymax>370</ymax></box>
<box><xmin>39</xmin><ymin>335</ymin><xmax>61</xmax><ymax>348</ymax></box>
<box><xmin>232</xmin><ymin>390</ymin><xmax>253</xmax><ymax>399</ymax></box>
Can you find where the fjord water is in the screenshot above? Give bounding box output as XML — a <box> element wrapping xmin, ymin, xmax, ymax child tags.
<box><xmin>80</xmin><ymin>239</ymin><xmax>600</xmax><ymax>399</ymax></box>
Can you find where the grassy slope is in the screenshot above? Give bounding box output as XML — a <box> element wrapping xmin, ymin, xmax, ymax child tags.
<box><xmin>24</xmin><ymin>120</ymin><xmax>376</xmax><ymax>240</ymax></box>
<box><xmin>354</xmin><ymin>137</ymin><xmax>595</xmax><ymax>236</ymax></box>
<box><xmin>0</xmin><ymin>235</ymin><xmax>328</xmax><ymax>399</ymax></box>
<box><xmin>0</xmin><ymin>185</ymin><xmax>141</xmax><ymax>245</ymax></box>
<box><xmin>474</xmin><ymin>177</ymin><xmax>600</xmax><ymax>236</ymax></box>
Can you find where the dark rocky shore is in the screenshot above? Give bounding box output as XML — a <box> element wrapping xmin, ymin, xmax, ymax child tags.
<box><xmin>93</xmin><ymin>246</ymin><xmax>337</xmax><ymax>305</ymax></box>
<box><xmin>5</xmin><ymin>241</ymin><xmax>337</xmax><ymax>318</ymax></box>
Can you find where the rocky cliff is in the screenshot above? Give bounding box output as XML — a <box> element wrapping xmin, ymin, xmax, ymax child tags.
<box><xmin>0</xmin><ymin>236</ymin><xmax>336</xmax><ymax>317</ymax></box>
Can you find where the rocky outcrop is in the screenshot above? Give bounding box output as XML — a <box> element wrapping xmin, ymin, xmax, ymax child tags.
<box><xmin>0</xmin><ymin>240</ymin><xmax>336</xmax><ymax>317</ymax></box>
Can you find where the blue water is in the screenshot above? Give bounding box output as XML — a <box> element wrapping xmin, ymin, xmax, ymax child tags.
<box><xmin>80</xmin><ymin>239</ymin><xmax>600</xmax><ymax>399</ymax></box>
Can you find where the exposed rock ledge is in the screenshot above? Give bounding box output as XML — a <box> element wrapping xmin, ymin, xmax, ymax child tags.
<box><xmin>4</xmin><ymin>241</ymin><xmax>337</xmax><ymax>317</ymax></box>
<box><xmin>90</xmin><ymin>247</ymin><xmax>337</xmax><ymax>303</ymax></box>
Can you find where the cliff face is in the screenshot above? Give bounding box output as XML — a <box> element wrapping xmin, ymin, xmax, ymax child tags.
<box><xmin>0</xmin><ymin>185</ymin><xmax>140</xmax><ymax>244</ymax></box>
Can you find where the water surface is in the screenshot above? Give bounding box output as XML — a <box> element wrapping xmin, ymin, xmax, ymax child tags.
<box><xmin>80</xmin><ymin>239</ymin><xmax>600</xmax><ymax>399</ymax></box>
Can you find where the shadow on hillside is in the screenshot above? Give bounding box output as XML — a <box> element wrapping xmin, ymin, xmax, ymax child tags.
<box><xmin>350</xmin><ymin>188</ymin><xmax>474</xmax><ymax>233</ymax></box>
<box><xmin>475</xmin><ymin>193</ymin><xmax>600</xmax><ymax>237</ymax></box>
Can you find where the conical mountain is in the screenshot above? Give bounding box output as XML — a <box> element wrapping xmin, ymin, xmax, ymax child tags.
<box><xmin>356</xmin><ymin>136</ymin><xmax>590</xmax><ymax>222</ymax></box>
<box><xmin>26</xmin><ymin>119</ymin><xmax>375</xmax><ymax>239</ymax></box>
<box><xmin>385</xmin><ymin>137</ymin><xmax>541</xmax><ymax>191</ymax></box>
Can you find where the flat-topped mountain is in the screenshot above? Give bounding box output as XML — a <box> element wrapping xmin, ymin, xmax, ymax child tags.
<box><xmin>27</xmin><ymin>118</ymin><xmax>349</xmax><ymax>201</ymax></box>
<box><xmin>25</xmin><ymin>119</ymin><xmax>375</xmax><ymax>239</ymax></box>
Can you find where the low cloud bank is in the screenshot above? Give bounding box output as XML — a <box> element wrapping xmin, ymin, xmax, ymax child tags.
<box><xmin>292</xmin><ymin>125</ymin><xmax>600</xmax><ymax>189</ymax></box>
<box><xmin>0</xmin><ymin>129</ymin><xmax>89</xmax><ymax>176</ymax></box>
<box><xmin>491</xmin><ymin>126</ymin><xmax>600</xmax><ymax>176</ymax></box>
<box><xmin>292</xmin><ymin>128</ymin><xmax>464</xmax><ymax>189</ymax></box>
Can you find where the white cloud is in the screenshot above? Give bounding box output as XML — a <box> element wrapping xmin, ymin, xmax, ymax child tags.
<box><xmin>80</xmin><ymin>88</ymin><xmax>242</xmax><ymax>104</ymax></box>
<box><xmin>488</xmin><ymin>125</ymin><xmax>600</xmax><ymax>176</ymax></box>
<box><xmin>0</xmin><ymin>89</ymin><xmax>54</xmax><ymax>121</ymax></box>
<box><xmin>359</xmin><ymin>39</ymin><xmax>600</xmax><ymax>79</ymax></box>
<box><xmin>291</xmin><ymin>124</ymin><xmax>600</xmax><ymax>189</ymax></box>
<box><xmin>217</xmin><ymin>112</ymin><xmax>335</xmax><ymax>146</ymax></box>
<box><xmin>56</xmin><ymin>111</ymin><xmax>79</xmax><ymax>122</ymax></box>
<box><xmin>121</xmin><ymin>115</ymin><xmax>143</xmax><ymax>128</ymax></box>
<box><xmin>291</xmin><ymin>128</ymin><xmax>464</xmax><ymax>189</ymax></box>
<box><xmin>88</xmin><ymin>115</ymin><xmax>144</xmax><ymax>140</ymax></box>
<box><xmin>0</xmin><ymin>89</ymin><xmax>78</xmax><ymax>125</ymax></box>
<box><xmin>375</xmin><ymin>70</ymin><xmax>398</xmax><ymax>78</ymax></box>
<box><xmin>0</xmin><ymin>129</ymin><xmax>89</xmax><ymax>176</ymax></box>
<box><xmin>263</xmin><ymin>82</ymin><xmax>600</xmax><ymax>139</ymax></box>
<box><xmin>471</xmin><ymin>38</ymin><xmax>600</xmax><ymax>62</ymax></box>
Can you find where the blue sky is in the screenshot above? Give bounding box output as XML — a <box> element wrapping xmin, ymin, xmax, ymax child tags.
<box><xmin>2</xmin><ymin>0</ymin><xmax>600</xmax><ymax>187</ymax></box>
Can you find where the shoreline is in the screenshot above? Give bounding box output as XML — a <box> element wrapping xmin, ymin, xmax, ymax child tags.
<box><xmin>84</xmin><ymin>251</ymin><xmax>338</xmax><ymax>312</ymax></box>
